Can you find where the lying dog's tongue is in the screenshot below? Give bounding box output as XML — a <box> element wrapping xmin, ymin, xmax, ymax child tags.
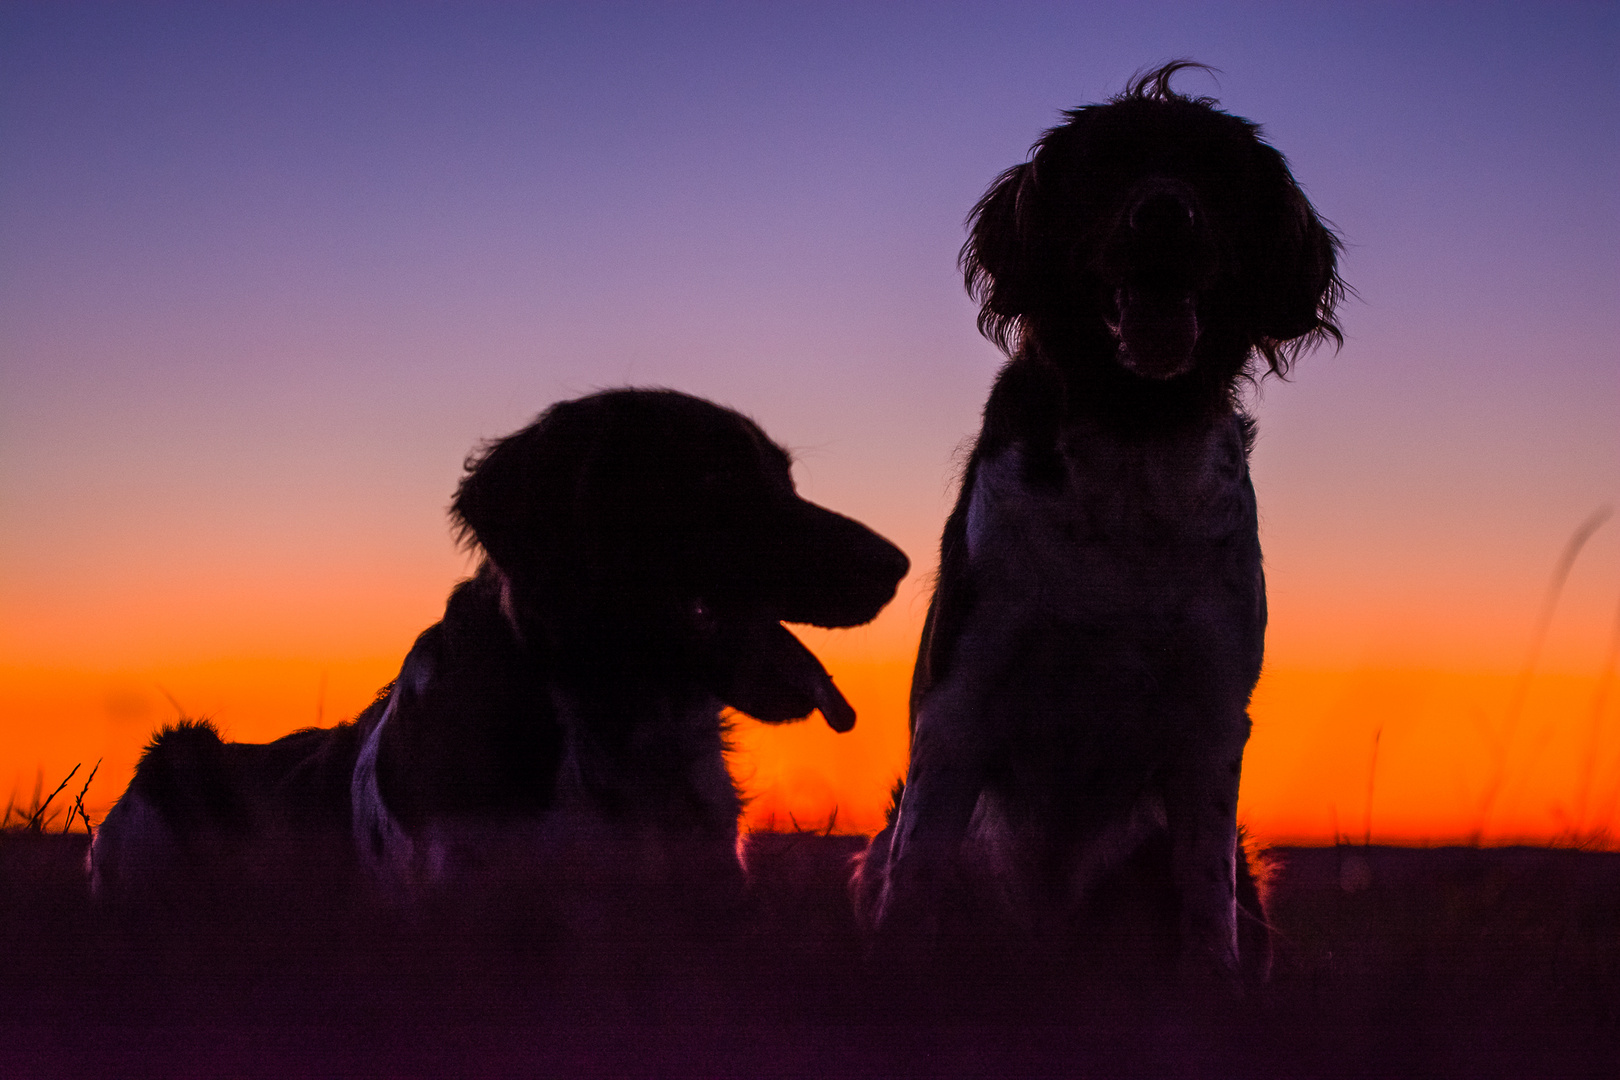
<box><xmin>722</xmin><ymin>618</ymin><xmax>856</xmax><ymax>732</ymax></box>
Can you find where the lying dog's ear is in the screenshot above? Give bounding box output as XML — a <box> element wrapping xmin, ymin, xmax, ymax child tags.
<box><xmin>962</xmin><ymin>160</ymin><xmax>1044</xmax><ymax>355</ymax></box>
<box><xmin>1249</xmin><ymin>146</ymin><xmax>1345</xmax><ymax>374</ymax></box>
<box><xmin>450</xmin><ymin>403</ymin><xmax>582</xmax><ymax>586</ymax></box>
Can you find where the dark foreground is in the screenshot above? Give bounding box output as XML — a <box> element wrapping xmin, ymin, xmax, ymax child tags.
<box><xmin>2</xmin><ymin>832</ymin><xmax>1616</xmax><ymax>1079</ymax></box>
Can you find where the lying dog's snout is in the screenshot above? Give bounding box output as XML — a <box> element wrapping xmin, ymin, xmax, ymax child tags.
<box><xmin>855</xmin><ymin>530</ymin><xmax>913</xmax><ymax>605</ymax></box>
<box><xmin>702</xmin><ymin>514</ymin><xmax>905</xmax><ymax>733</ymax></box>
<box><xmin>770</xmin><ymin>507</ymin><xmax>909</xmax><ymax>629</ymax></box>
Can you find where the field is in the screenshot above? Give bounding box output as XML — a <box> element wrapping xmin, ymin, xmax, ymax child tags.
<box><xmin>1</xmin><ymin>825</ymin><xmax>1615</xmax><ymax>1080</ymax></box>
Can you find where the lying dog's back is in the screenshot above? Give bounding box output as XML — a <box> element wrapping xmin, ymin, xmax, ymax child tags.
<box><xmin>89</xmin><ymin>716</ymin><xmax>364</xmax><ymax>900</ymax></box>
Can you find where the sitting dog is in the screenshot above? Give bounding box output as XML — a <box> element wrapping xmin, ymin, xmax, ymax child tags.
<box><xmin>854</xmin><ymin>63</ymin><xmax>1342</xmax><ymax>984</ymax></box>
<box><xmin>91</xmin><ymin>389</ymin><xmax>909</xmax><ymax>914</ymax></box>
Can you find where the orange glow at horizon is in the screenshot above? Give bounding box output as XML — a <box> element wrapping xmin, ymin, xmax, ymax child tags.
<box><xmin>6</xmin><ymin>592</ymin><xmax>1618</xmax><ymax>849</ymax></box>
<box><xmin>737</xmin><ymin>655</ymin><xmax>1620</xmax><ymax>846</ymax></box>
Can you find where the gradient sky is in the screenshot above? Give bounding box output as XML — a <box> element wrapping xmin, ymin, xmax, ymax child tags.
<box><xmin>3</xmin><ymin>2</ymin><xmax>1617</xmax><ymax>843</ymax></box>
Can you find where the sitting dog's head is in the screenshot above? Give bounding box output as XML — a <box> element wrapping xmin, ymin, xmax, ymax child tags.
<box><xmin>450</xmin><ymin>388</ymin><xmax>909</xmax><ymax>732</ymax></box>
<box><xmin>963</xmin><ymin>61</ymin><xmax>1343</xmax><ymax>388</ymax></box>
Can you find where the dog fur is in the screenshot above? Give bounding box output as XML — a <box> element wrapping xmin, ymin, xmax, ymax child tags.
<box><xmin>853</xmin><ymin>63</ymin><xmax>1342</xmax><ymax>983</ymax></box>
<box><xmin>91</xmin><ymin>389</ymin><xmax>908</xmax><ymax>911</ymax></box>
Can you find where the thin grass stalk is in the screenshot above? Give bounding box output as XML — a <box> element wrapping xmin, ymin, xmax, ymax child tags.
<box><xmin>27</xmin><ymin>763</ymin><xmax>79</xmax><ymax>832</ymax></box>
<box><xmin>1473</xmin><ymin>506</ymin><xmax>1612</xmax><ymax>840</ymax></box>
<box><xmin>1573</xmin><ymin>595</ymin><xmax>1620</xmax><ymax>835</ymax></box>
<box><xmin>64</xmin><ymin>759</ymin><xmax>101</xmax><ymax>836</ymax></box>
<box><xmin>1363</xmin><ymin>726</ymin><xmax>1382</xmax><ymax>848</ymax></box>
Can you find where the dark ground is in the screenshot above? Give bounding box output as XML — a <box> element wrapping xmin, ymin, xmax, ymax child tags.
<box><xmin>2</xmin><ymin>830</ymin><xmax>1616</xmax><ymax>1079</ymax></box>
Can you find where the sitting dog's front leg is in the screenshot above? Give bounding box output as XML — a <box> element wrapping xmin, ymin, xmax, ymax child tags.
<box><xmin>871</xmin><ymin>676</ymin><xmax>995</xmax><ymax>938</ymax></box>
<box><xmin>1163</xmin><ymin>727</ymin><xmax>1248</xmax><ymax>985</ymax></box>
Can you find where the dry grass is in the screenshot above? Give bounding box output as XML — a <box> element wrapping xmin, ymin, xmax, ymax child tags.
<box><xmin>3</xmin><ymin>761</ymin><xmax>99</xmax><ymax>837</ymax></box>
<box><xmin>1</xmin><ymin>825</ymin><xmax>1614</xmax><ymax>1079</ymax></box>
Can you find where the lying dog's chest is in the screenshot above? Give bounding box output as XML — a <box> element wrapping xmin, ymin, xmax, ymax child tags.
<box><xmin>963</xmin><ymin>414</ymin><xmax>1259</xmax><ymax>621</ymax></box>
<box><xmin>354</xmin><ymin>675</ymin><xmax>743</xmax><ymax>888</ymax></box>
<box><xmin>549</xmin><ymin>691</ymin><xmax>741</xmax><ymax>832</ymax></box>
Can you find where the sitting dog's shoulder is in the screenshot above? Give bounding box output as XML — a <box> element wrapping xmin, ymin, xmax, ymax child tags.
<box><xmin>977</xmin><ymin>355</ymin><xmax>1068</xmax><ymax>487</ymax></box>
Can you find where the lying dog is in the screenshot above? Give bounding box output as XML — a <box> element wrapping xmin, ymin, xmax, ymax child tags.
<box><xmin>91</xmin><ymin>389</ymin><xmax>909</xmax><ymax>912</ymax></box>
<box><xmin>854</xmin><ymin>63</ymin><xmax>1342</xmax><ymax>983</ymax></box>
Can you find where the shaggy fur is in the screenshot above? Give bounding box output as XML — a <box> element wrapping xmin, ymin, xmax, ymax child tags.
<box><xmin>853</xmin><ymin>63</ymin><xmax>1342</xmax><ymax>984</ymax></box>
<box><xmin>91</xmin><ymin>389</ymin><xmax>909</xmax><ymax>912</ymax></box>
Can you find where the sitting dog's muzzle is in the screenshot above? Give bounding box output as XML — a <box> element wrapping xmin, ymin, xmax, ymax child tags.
<box><xmin>1101</xmin><ymin>179</ymin><xmax>1217</xmax><ymax>380</ymax></box>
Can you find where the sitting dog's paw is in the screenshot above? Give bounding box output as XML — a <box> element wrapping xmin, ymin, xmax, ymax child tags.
<box><xmin>865</xmin><ymin>849</ymin><xmax>979</xmax><ymax>956</ymax></box>
<box><xmin>1176</xmin><ymin>928</ymin><xmax>1245</xmax><ymax>998</ymax></box>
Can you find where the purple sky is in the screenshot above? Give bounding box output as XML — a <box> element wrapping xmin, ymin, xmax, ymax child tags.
<box><xmin>2</xmin><ymin>1</ymin><xmax>1616</xmax><ymax>678</ymax></box>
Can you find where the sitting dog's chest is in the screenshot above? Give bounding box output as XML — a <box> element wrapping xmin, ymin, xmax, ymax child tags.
<box><xmin>963</xmin><ymin>415</ymin><xmax>1259</xmax><ymax>622</ymax></box>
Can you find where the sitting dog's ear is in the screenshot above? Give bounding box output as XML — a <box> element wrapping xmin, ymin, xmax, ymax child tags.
<box><xmin>962</xmin><ymin>160</ymin><xmax>1043</xmax><ymax>354</ymax></box>
<box><xmin>1250</xmin><ymin>147</ymin><xmax>1344</xmax><ymax>372</ymax></box>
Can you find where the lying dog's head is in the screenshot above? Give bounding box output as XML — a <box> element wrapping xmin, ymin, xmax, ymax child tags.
<box><xmin>451</xmin><ymin>388</ymin><xmax>909</xmax><ymax>732</ymax></box>
<box><xmin>963</xmin><ymin>61</ymin><xmax>1343</xmax><ymax>388</ymax></box>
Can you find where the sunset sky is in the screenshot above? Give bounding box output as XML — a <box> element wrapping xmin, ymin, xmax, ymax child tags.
<box><xmin>3</xmin><ymin>2</ymin><xmax>1616</xmax><ymax>845</ymax></box>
